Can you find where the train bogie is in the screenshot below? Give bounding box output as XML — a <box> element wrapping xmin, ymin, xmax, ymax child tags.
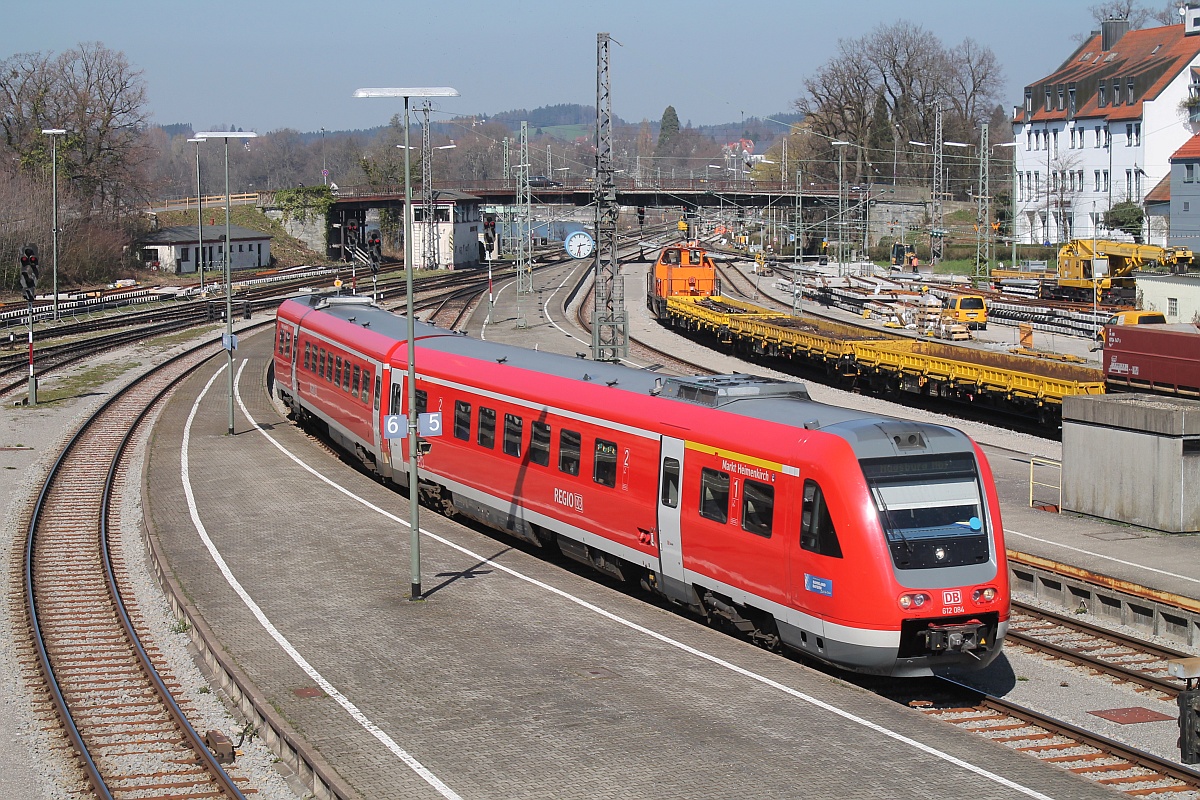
<box><xmin>274</xmin><ymin>295</ymin><xmax>1009</xmax><ymax>676</ymax></box>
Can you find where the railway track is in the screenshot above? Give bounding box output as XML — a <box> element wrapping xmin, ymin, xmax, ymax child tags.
<box><xmin>1007</xmin><ymin>601</ymin><xmax>1192</xmax><ymax>699</ymax></box>
<box><xmin>903</xmin><ymin>679</ymin><xmax>1200</xmax><ymax>798</ymax></box>
<box><xmin>1</xmin><ymin>313</ymin><xmax>214</xmax><ymax>397</ymax></box>
<box><xmin>20</xmin><ymin>339</ymin><xmax>254</xmax><ymax>799</ymax></box>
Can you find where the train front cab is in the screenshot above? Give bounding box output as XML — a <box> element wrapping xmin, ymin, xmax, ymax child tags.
<box><xmin>814</xmin><ymin>424</ymin><xmax>1008</xmax><ymax>677</ymax></box>
<box><xmin>647</xmin><ymin>244</ymin><xmax>719</xmax><ymax>320</ymax></box>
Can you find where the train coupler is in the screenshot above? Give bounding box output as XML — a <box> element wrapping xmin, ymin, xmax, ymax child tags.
<box><xmin>917</xmin><ymin>619</ymin><xmax>987</xmax><ymax>654</ymax></box>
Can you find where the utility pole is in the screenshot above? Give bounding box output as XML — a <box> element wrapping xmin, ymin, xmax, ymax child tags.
<box><xmin>592</xmin><ymin>32</ymin><xmax>627</xmax><ymax>361</ymax></box>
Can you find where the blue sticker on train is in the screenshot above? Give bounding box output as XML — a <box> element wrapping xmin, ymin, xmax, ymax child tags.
<box><xmin>805</xmin><ymin>574</ymin><xmax>833</xmax><ymax>596</ymax></box>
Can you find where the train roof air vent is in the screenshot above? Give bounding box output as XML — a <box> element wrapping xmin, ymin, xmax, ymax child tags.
<box><xmin>660</xmin><ymin>374</ymin><xmax>810</xmax><ymax>407</ymax></box>
<box><xmin>314</xmin><ymin>295</ymin><xmax>375</xmax><ymax>311</ymax></box>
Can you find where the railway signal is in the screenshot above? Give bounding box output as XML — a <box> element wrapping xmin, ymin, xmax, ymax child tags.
<box><xmin>1181</xmin><ymin>688</ymin><xmax>1200</xmax><ymax>764</ymax></box>
<box><xmin>19</xmin><ymin>244</ymin><xmax>40</xmax><ymax>302</ymax></box>
<box><xmin>367</xmin><ymin>229</ymin><xmax>382</xmax><ymax>273</ymax></box>
<box><xmin>1172</xmin><ymin>658</ymin><xmax>1200</xmax><ymax>764</ymax></box>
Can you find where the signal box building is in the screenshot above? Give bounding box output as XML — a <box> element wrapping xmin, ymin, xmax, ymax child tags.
<box><xmin>1012</xmin><ymin>13</ymin><xmax>1200</xmax><ymax>246</ymax></box>
<box><xmin>136</xmin><ymin>224</ymin><xmax>272</xmax><ymax>274</ymax></box>
<box><xmin>407</xmin><ymin>190</ymin><xmax>484</xmax><ymax>270</ymax></box>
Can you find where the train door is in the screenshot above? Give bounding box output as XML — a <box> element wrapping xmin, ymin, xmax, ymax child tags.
<box><xmin>388</xmin><ymin>372</ymin><xmax>407</xmax><ymax>476</ymax></box>
<box><xmin>657</xmin><ymin>436</ymin><xmax>685</xmax><ymax>582</ymax></box>
<box><xmin>287</xmin><ymin>322</ymin><xmax>299</xmax><ymax>396</ymax></box>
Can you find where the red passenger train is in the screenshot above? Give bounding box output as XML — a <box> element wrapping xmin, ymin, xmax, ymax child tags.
<box><xmin>273</xmin><ymin>294</ymin><xmax>1009</xmax><ymax>676</ymax></box>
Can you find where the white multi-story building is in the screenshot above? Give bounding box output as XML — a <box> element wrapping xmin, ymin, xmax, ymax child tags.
<box><xmin>1012</xmin><ymin>13</ymin><xmax>1200</xmax><ymax>245</ymax></box>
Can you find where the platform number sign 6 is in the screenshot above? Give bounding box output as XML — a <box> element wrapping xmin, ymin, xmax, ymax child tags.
<box><xmin>384</xmin><ymin>415</ymin><xmax>407</xmax><ymax>439</ymax></box>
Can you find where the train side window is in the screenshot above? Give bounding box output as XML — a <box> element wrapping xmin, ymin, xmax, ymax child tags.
<box><xmin>342</xmin><ymin>362</ymin><xmax>352</xmax><ymax>391</ymax></box>
<box><xmin>594</xmin><ymin>439</ymin><xmax>617</xmax><ymax>487</ymax></box>
<box><xmin>286</xmin><ymin>331</ymin><xmax>292</xmax><ymax>357</ymax></box>
<box><xmin>477</xmin><ymin>407</ymin><xmax>496</xmax><ymax>449</ymax></box>
<box><xmin>352</xmin><ymin>366</ymin><xmax>361</xmax><ymax>397</ymax></box>
<box><xmin>374</xmin><ymin>375</ymin><xmax>380</xmax><ymax>410</ymax></box>
<box><xmin>742</xmin><ymin>479</ymin><xmax>774</xmax><ymax>537</ymax></box>
<box><xmin>390</xmin><ymin>383</ymin><xmax>403</xmax><ymax>416</ymax></box>
<box><xmin>416</xmin><ymin>390</ymin><xmax>428</xmax><ymax>415</ymax></box>
<box><xmin>503</xmin><ymin>413</ymin><xmax>523</xmax><ymax>457</ymax></box>
<box><xmin>699</xmin><ymin>468</ymin><xmax>730</xmax><ymax>524</ymax></box>
<box><xmin>321</xmin><ymin>349</ymin><xmax>329</xmax><ymax>380</ymax></box>
<box><xmin>335</xmin><ymin>357</ymin><xmax>342</xmax><ymax>386</ymax></box>
<box><xmin>559</xmin><ymin>429</ymin><xmax>581</xmax><ymax>475</ymax></box>
<box><xmin>660</xmin><ymin>457</ymin><xmax>680</xmax><ymax>508</ymax></box>
<box><xmin>276</xmin><ymin>326</ymin><xmax>284</xmax><ymax>354</ymax></box>
<box><xmin>801</xmin><ymin>479</ymin><xmax>843</xmax><ymax>558</ymax></box>
<box><xmin>304</xmin><ymin>342</ymin><xmax>311</xmax><ymax>370</ymax></box>
<box><xmin>530</xmin><ymin>421</ymin><xmax>551</xmax><ymax>466</ymax></box>
<box><xmin>454</xmin><ymin>401</ymin><xmax>471</xmax><ymax>441</ymax></box>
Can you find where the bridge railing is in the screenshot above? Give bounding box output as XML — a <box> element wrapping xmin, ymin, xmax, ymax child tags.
<box><xmin>309</xmin><ymin>179</ymin><xmax>850</xmax><ymax>199</ymax></box>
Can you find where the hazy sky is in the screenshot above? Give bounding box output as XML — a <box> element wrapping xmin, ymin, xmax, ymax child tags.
<box><xmin>6</xmin><ymin>1</ymin><xmax>1119</xmax><ymax>134</ymax></box>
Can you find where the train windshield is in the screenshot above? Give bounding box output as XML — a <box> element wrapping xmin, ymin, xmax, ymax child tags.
<box><xmin>860</xmin><ymin>453</ymin><xmax>990</xmax><ymax>570</ymax></box>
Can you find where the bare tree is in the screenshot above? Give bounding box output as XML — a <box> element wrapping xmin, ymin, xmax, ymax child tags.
<box><xmin>1090</xmin><ymin>0</ymin><xmax>1155</xmax><ymax>28</ymax></box>
<box><xmin>795</xmin><ymin>21</ymin><xmax>1005</xmax><ymax>187</ymax></box>
<box><xmin>0</xmin><ymin>42</ymin><xmax>150</xmax><ymax>214</ymax></box>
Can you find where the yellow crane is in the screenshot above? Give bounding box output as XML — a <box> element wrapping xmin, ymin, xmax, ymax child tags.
<box><xmin>992</xmin><ymin>239</ymin><xmax>1193</xmax><ymax>304</ymax></box>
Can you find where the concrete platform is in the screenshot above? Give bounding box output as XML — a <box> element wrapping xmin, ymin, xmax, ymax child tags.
<box><xmin>144</xmin><ymin>318</ymin><xmax>1115</xmax><ymax>798</ymax></box>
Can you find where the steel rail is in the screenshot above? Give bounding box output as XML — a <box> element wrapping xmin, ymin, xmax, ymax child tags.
<box><xmin>1007</xmin><ymin>600</ymin><xmax>1191</xmax><ymax>697</ymax></box>
<box><xmin>23</xmin><ymin>337</ymin><xmax>254</xmax><ymax>799</ymax></box>
<box><xmin>936</xmin><ymin>677</ymin><xmax>1200</xmax><ymax>792</ymax></box>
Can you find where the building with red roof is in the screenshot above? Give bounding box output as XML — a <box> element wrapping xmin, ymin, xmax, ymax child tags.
<box><xmin>1012</xmin><ymin>12</ymin><xmax>1200</xmax><ymax>246</ymax></box>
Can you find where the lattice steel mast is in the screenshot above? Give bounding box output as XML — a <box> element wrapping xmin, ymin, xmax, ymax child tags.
<box><xmin>931</xmin><ymin>100</ymin><xmax>944</xmax><ymax>265</ymax></box>
<box><xmin>592</xmin><ymin>32</ymin><xmax>627</xmax><ymax>361</ymax></box>
<box><xmin>975</xmin><ymin>122</ymin><xmax>990</xmax><ymax>280</ymax></box>
<box><xmin>420</xmin><ymin>102</ymin><xmax>438</xmax><ymax>269</ymax></box>
<box><xmin>516</xmin><ymin>121</ymin><xmax>533</xmax><ymax>299</ymax></box>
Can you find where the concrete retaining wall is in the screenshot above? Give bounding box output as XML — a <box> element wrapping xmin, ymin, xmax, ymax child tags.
<box><xmin>1062</xmin><ymin>393</ymin><xmax>1200</xmax><ymax>532</ymax></box>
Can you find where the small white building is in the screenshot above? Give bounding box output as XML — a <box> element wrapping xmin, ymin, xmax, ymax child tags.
<box><xmin>137</xmin><ymin>224</ymin><xmax>273</xmax><ymax>274</ymax></box>
<box><xmin>1136</xmin><ymin>271</ymin><xmax>1200</xmax><ymax>323</ymax></box>
<box><xmin>408</xmin><ymin>190</ymin><xmax>484</xmax><ymax>269</ymax></box>
<box><xmin>1012</xmin><ymin>14</ymin><xmax>1200</xmax><ymax>246</ymax></box>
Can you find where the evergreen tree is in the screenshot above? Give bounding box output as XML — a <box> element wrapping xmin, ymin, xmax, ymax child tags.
<box><xmin>866</xmin><ymin>93</ymin><xmax>893</xmax><ymax>178</ymax></box>
<box><xmin>657</xmin><ymin>106</ymin><xmax>680</xmax><ymax>151</ymax></box>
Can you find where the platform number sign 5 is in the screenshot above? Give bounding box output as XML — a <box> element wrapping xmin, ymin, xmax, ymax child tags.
<box><xmin>418</xmin><ymin>412</ymin><xmax>443</xmax><ymax>437</ymax></box>
<box><xmin>384</xmin><ymin>415</ymin><xmax>407</xmax><ymax>439</ymax></box>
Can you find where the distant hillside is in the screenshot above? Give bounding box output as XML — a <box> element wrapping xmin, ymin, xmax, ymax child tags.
<box><xmin>283</xmin><ymin>107</ymin><xmax>801</xmax><ymax>146</ymax></box>
<box><xmin>490</xmin><ymin>103</ymin><xmax>625</xmax><ymax>129</ymax></box>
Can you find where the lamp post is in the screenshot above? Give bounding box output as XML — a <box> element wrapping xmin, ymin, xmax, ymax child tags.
<box><xmin>194</xmin><ymin>130</ymin><xmax>258</xmax><ymax>436</ymax></box>
<box><xmin>355</xmin><ymin>87</ymin><xmax>459</xmax><ymax>602</ymax></box>
<box><xmin>320</xmin><ymin>127</ymin><xmax>327</xmax><ymax>186</ymax></box>
<box><xmin>187</xmin><ymin>137</ymin><xmax>206</xmax><ymax>296</ymax></box>
<box><xmin>41</xmin><ymin>129</ymin><xmax>66</xmax><ymax>321</ymax></box>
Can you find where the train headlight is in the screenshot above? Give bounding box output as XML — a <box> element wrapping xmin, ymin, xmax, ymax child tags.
<box><xmin>899</xmin><ymin>592</ymin><xmax>930</xmax><ymax>610</ymax></box>
<box><xmin>972</xmin><ymin>587</ymin><xmax>998</xmax><ymax>603</ymax></box>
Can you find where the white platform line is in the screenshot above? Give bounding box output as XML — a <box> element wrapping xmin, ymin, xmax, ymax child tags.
<box><xmin>1006</xmin><ymin>528</ymin><xmax>1200</xmax><ymax>586</ymax></box>
<box><xmin>180</xmin><ymin>361</ymin><xmax>462</xmax><ymax>800</ymax></box>
<box><xmin>220</xmin><ymin>361</ymin><xmax>1056</xmax><ymax>800</ymax></box>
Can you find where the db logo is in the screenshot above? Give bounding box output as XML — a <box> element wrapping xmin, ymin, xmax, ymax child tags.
<box><xmin>943</xmin><ymin>590</ymin><xmax>963</xmax><ymax>605</ymax></box>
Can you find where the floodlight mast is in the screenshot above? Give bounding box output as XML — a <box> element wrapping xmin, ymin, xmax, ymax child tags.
<box><xmin>194</xmin><ymin>130</ymin><xmax>258</xmax><ymax>435</ymax></box>
<box><xmin>353</xmin><ymin>86</ymin><xmax>459</xmax><ymax>601</ymax></box>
